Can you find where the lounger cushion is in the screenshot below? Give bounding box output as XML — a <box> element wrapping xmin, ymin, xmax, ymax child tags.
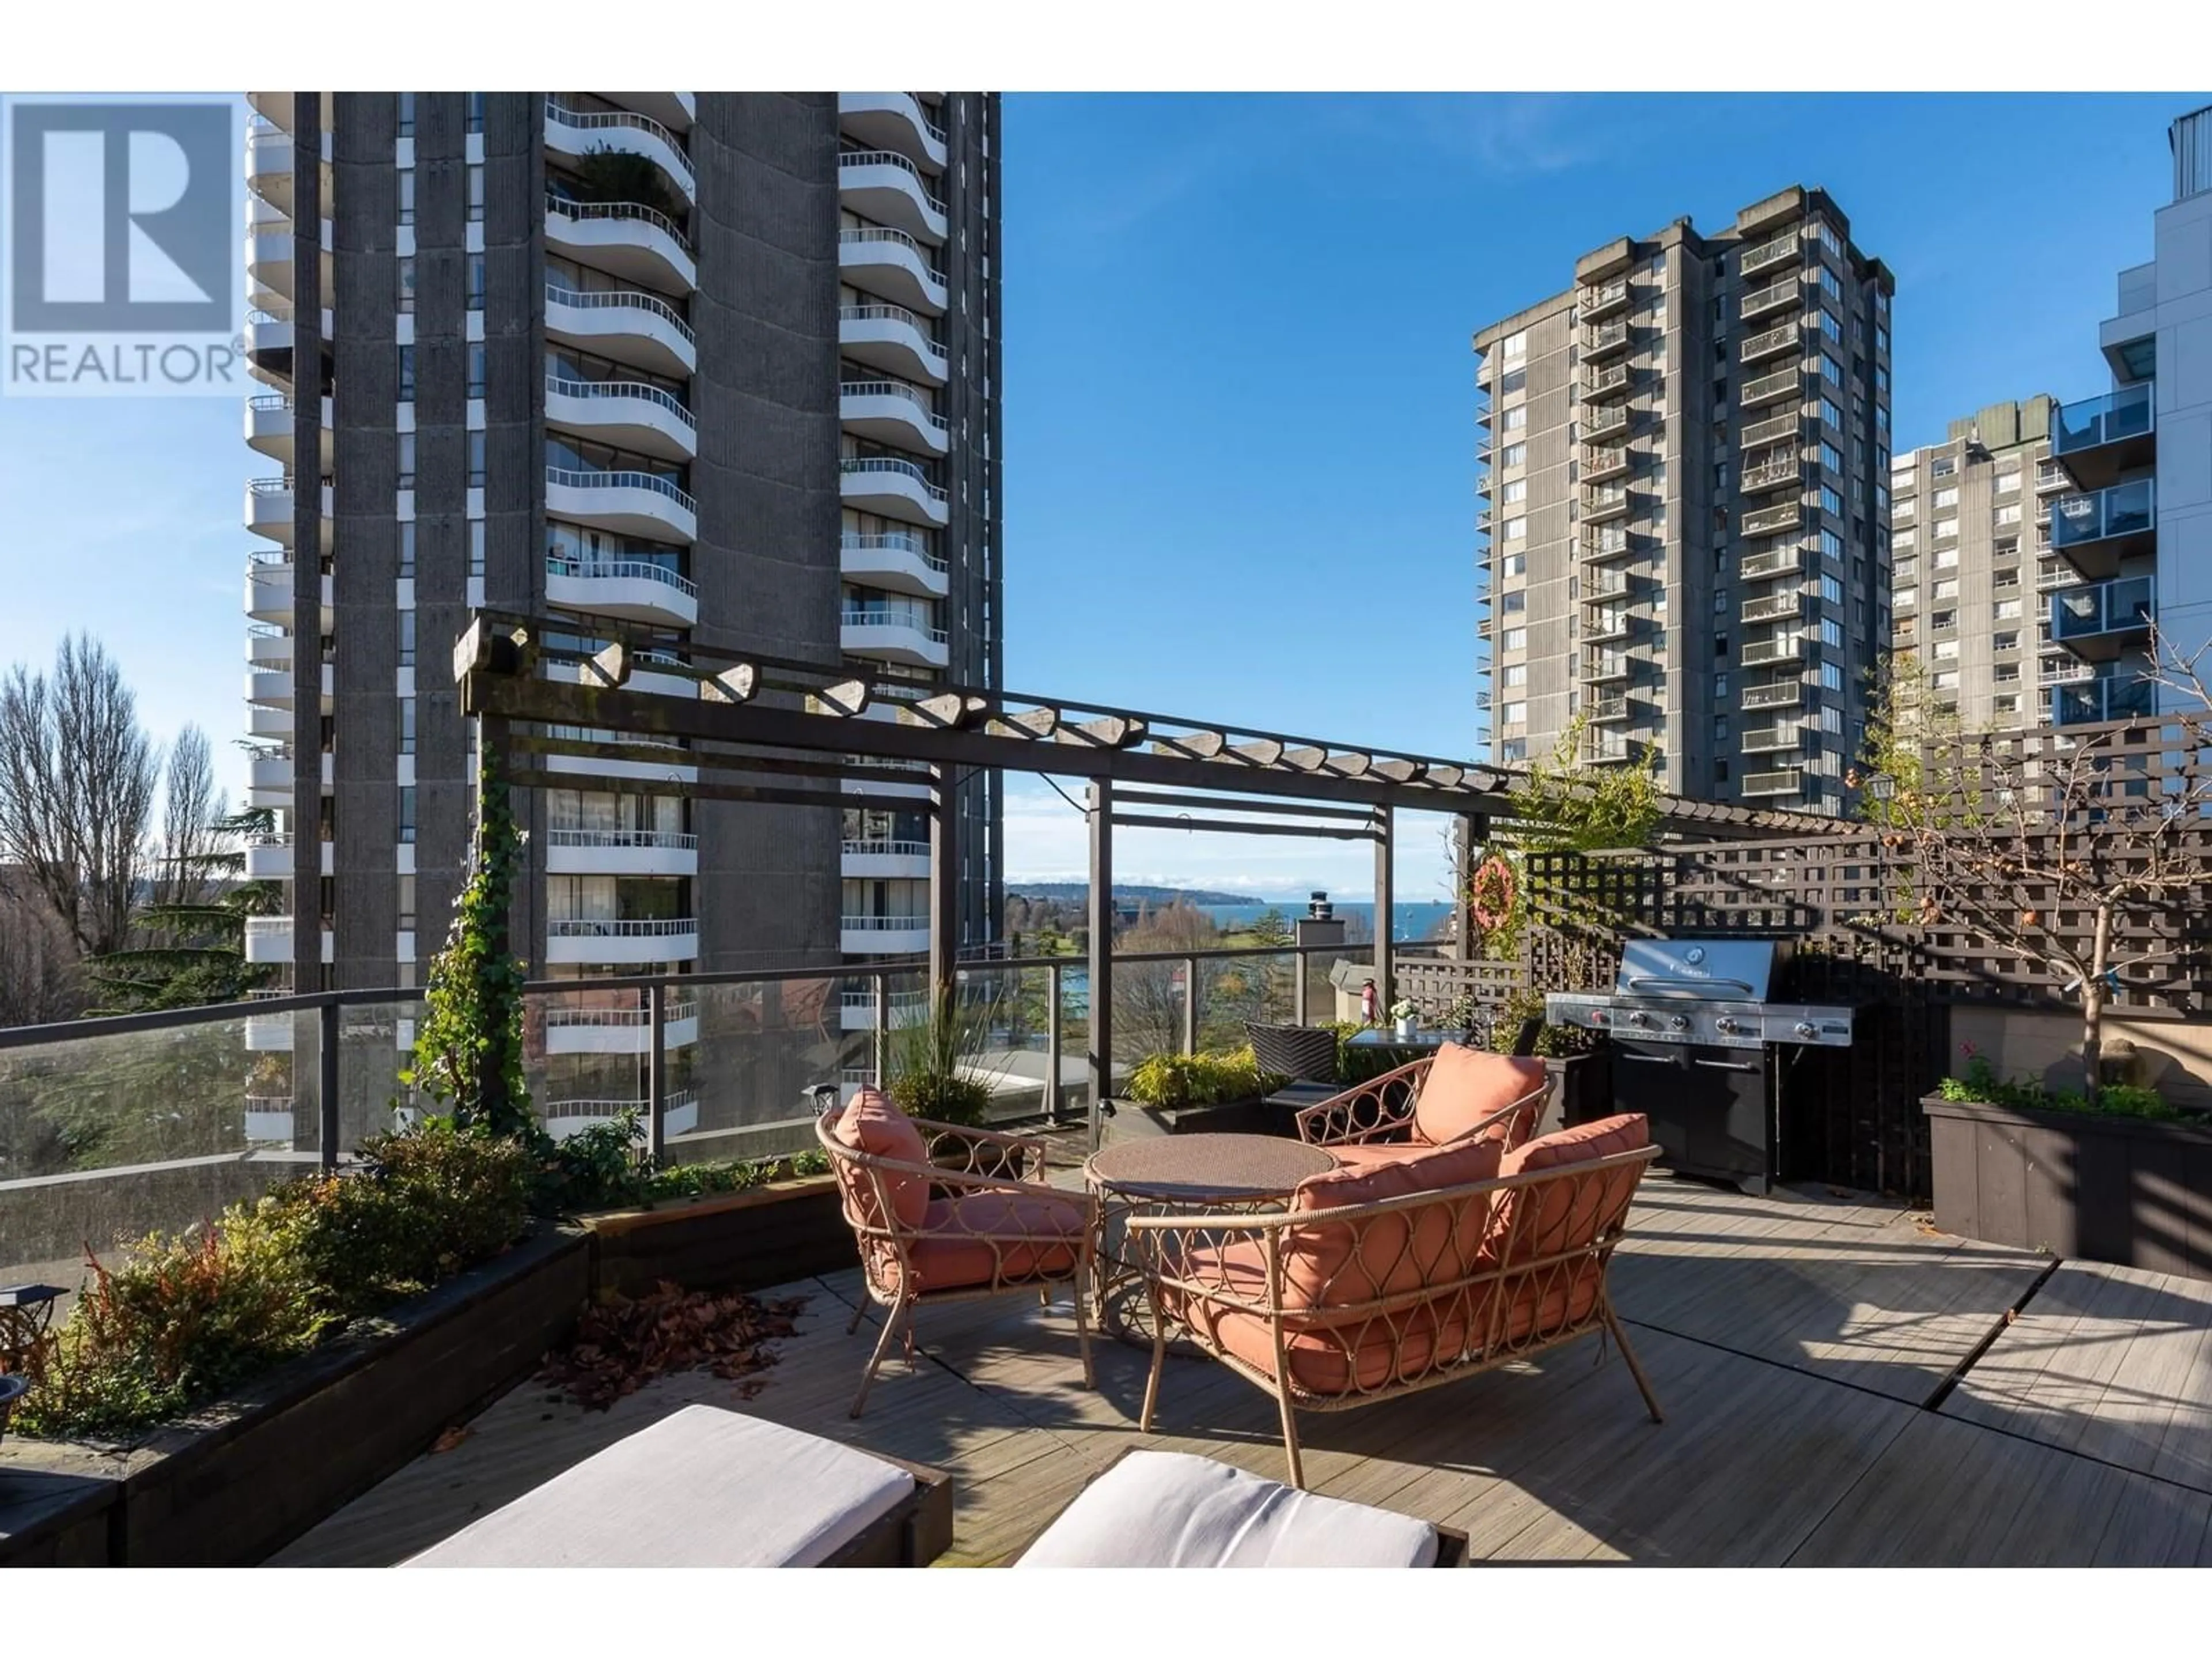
<box><xmin>1411</xmin><ymin>1046</ymin><xmax>1547</xmax><ymax>1149</ymax></box>
<box><xmin>895</xmin><ymin>1190</ymin><xmax>1088</xmax><ymax>1293</ymax></box>
<box><xmin>1016</xmin><ymin>1450</ymin><xmax>1438</xmax><ymax>1567</ymax></box>
<box><xmin>400</xmin><ymin>1404</ymin><xmax>913</xmax><ymax>1568</ymax></box>
<box><xmin>830</xmin><ymin>1088</ymin><xmax>931</xmax><ymax>1229</ymax></box>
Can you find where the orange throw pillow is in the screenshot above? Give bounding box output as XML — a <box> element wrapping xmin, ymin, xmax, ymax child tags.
<box><xmin>1410</xmin><ymin>1044</ymin><xmax>1547</xmax><ymax>1147</ymax></box>
<box><xmin>830</xmin><ymin>1088</ymin><xmax>932</xmax><ymax>1229</ymax></box>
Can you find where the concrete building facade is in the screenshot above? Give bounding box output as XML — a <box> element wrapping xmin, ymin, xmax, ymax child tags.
<box><xmin>237</xmin><ymin>92</ymin><xmax>1000</xmax><ymax>1142</ymax></box>
<box><xmin>1472</xmin><ymin>187</ymin><xmax>1894</xmax><ymax>816</ymax></box>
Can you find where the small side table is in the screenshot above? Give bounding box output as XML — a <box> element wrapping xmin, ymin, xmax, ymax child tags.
<box><xmin>1084</xmin><ymin>1134</ymin><xmax>1336</xmax><ymax>1350</ymax></box>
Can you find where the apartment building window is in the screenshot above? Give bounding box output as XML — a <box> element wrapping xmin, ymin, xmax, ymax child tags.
<box><xmin>467</xmin><ymin>165</ymin><xmax>485</xmax><ymax>222</ymax></box>
<box><xmin>1501</xmin><ymin>590</ymin><xmax>1525</xmax><ymax>616</ymax></box>
<box><xmin>397</xmin><ymin>433</ymin><xmax>415</xmax><ymax>490</ymax></box>
<box><xmin>1821</xmin><ymin>529</ymin><xmax>1843</xmax><ymax>562</ymax></box>
<box><xmin>1934</xmin><ymin>545</ymin><xmax>1959</xmax><ymax>570</ymax></box>
<box><xmin>1820</xmin><ymin>397</ymin><xmax>1842</xmax><ymax>430</ymax></box>
<box><xmin>1502</xmin><ymin>479</ymin><xmax>1527</xmax><ymax>504</ymax></box>
<box><xmin>466</xmin><ymin>254</ymin><xmax>486</xmax><ymax>311</ymax></box>
<box><xmin>398</xmin><ymin>611</ymin><xmax>416</xmax><ymax>668</ymax></box>
<box><xmin>1503</xmin><ymin>664</ymin><xmax>1527</xmax><ymax>687</ymax></box>
<box><xmin>1503</xmin><ymin>627</ymin><xmax>1527</xmax><ymax>651</ymax></box>
<box><xmin>465</xmin><ymin>92</ymin><xmax>486</xmax><ymax>134</ymax></box>
<box><xmin>397</xmin><ymin>92</ymin><xmax>416</xmax><ymax>139</ymax></box>
<box><xmin>1715</xmin><ymin>635</ymin><xmax>1729</xmax><ymax>658</ymax></box>
<box><xmin>1995</xmin><ymin>502</ymin><xmax>2022</xmax><ymax>527</ymax></box>
<box><xmin>1820</xmin><ymin>442</ymin><xmax>1843</xmax><ymax>474</ymax></box>
<box><xmin>1821</xmin><ymin>661</ymin><xmax>1844</xmax><ymax>691</ymax></box>
<box><xmin>1821</xmin><ymin>619</ymin><xmax>1843</xmax><ymax>647</ymax></box>
<box><xmin>1932</xmin><ymin>669</ymin><xmax>1959</xmax><ymax>692</ymax></box>
<box><xmin>399</xmin><ymin>787</ymin><xmax>417</xmax><ymax>845</ymax></box>
<box><xmin>1499</xmin><ymin>368</ymin><xmax>1527</xmax><ymax>397</ymax></box>
<box><xmin>397</xmin><ymin>257</ymin><xmax>415</xmax><ymax>314</ymax></box>
<box><xmin>1820</xmin><ymin>485</ymin><xmax>1843</xmax><ymax>517</ymax></box>
<box><xmin>1816</xmin><ymin>309</ymin><xmax>1842</xmax><ymax>344</ymax></box>
<box><xmin>467</xmin><ymin>431</ymin><xmax>486</xmax><ymax>488</ymax></box>
<box><xmin>1502</xmin><ymin>551</ymin><xmax>1525</xmax><ymax>578</ymax></box>
<box><xmin>397</xmin><ymin>170</ymin><xmax>414</xmax><ymax>227</ymax></box>
<box><xmin>1994</xmin><ymin>632</ymin><xmax>2021</xmax><ymax>653</ymax></box>
<box><xmin>397</xmin><ymin>344</ymin><xmax>415</xmax><ymax>401</ymax></box>
<box><xmin>1933</xmin><ymin>578</ymin><xmax>1959</xmax><ymax>600</ymax></box>
<box><xmin>1499</xmin><ymin>330</ymin><xmax>1527</xmax><ymax>361</ymax></box>
<box><xmin>1503</xmin><ymin>702</ymin><xmax>1527</xmax><ymax>727</ymax></box>
<box><xmin>1876</xmin><ymin>326</ymin><xmax>1891</xmax><ymax>356</ymax></box>
<box><xmin>1821</xmin><ymin>574</ymin><xmax>1843</xmax><ymax>604</ymax></box>
<box><xmin>1993</xmin><ymin>568</ymin><xmax>2021</xmax><ymax>590</ymax></box>
<box><xmin>467</xmin><ymin>344</ymin><xmax>486</xmax><ymax>400</ymax></box>
<box><xmin>1893</xmin><ymin>529</ymin><xmax>1916</xmax><ymax>554</ymax></box>
<box><xmin>1933</xmin><ymin>517</ymin><xmax>1959</xmax><ymax>543</ymax></box>
<box><xmin>1819</xmin><ymin>356</ymin><xmax>1842</xmax><ymax>389</ymax></box>
<box><xmin>1503</xmin><ymin>518</ymin><xmax>1527</xmax><ymax>541</ymax></box>
<box><xmin>398</xmin><ymin>875</ymin><xmax>416</xmax><ymax>932</ymax></box>
<box><xmin>469</xmin><ymin>520</ymin><xmax>486</xmax><ymax>579</ymax></box>
<box><xmin>398</xmin><ymin>698</ymin><xmax>416</xmax><ymax>756</ymax></box>
<box><xmin>1995</xmin><ymin>598</ymin><xmax>2024</xmax><ymax>622</ymax></box>
<box><xmin>1502</xmin><ymin>406</ymin><xmax>1527</xmax><ymax>432</ymax></box>
<box><xmin>1933</xmin><ymin>486</ymin><xmax>1959</xmax><ymax>510</ymax></box>
<box><xmin>1996</xmin><ymin>467</ymin><xmax>2020</xmax><ymax>493</ymax></box>
<box><xmin>398</xmin><ymin>522</ymin><xmax>416</xmax><ymax>579</ymax></box>
<box><xmin>1501</xmin><ymin>443</ymin><xmax>1526</xmax><ymax>468</ymax></box>
<box><xmin>1876</xmin><ymin>366</ymin><xmax>1889</xmax><ymax>395</ymax></box>
<box><xmin>1821</xmin><ymin>705</ymin><xmax>1843</xmax><ymax>736</ymax></box>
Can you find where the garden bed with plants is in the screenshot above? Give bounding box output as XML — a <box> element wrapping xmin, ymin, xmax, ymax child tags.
<box><xmin>1103</xmin><ymin>1047</ymin><xmax>1289</xmax><ymax>1139</ymax></box>
<box><xmin>1925</xmin><ymin>1055</ymin><xmax>2212</xmax><ymax>1280</ymax></box>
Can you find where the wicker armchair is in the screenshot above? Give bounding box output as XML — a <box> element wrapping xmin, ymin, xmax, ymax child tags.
<box><xmin>1131</xmin><ymin>1116</ymin><xmax>1663</xmax><ymax>1487</ymax></box>
<box><xmin>817</xmin><ymin>1090</ymin><xmax>1096</xmax><ymax>1417</ymax></box>
<box><xmin>1294</xmin><ymin>1044</ymin><xmax>1550</xmax><ymax>1162</ymax></box>
<box><xmin>1245</xmin><ymin>1023</ymin><xmax>1340</xmax><ymax>1084</ymax></box>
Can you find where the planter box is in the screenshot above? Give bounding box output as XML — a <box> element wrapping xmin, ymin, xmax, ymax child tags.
<box><xmin>582</xmin><ymin>1174</ymin><xmax>850</xmax><ymax>1300</ymax></box>
<box><xmin>1924</xmin><ymin>1096</ymin><xmax>2212</xmax><ymax>1280</ymax></box>
<box><xmin>0</xmin><ymin>1224</ymin><xmax>590</xmax><ymax>1567</ymax></box>
<box><xmin>1100</xmin><ymin>1096</ymin><xmax>1282</xmax><ymax>1143</ymax></box>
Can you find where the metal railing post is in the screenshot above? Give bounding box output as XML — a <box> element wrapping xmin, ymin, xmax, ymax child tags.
<box><xmin>1046</xmin><ymin>961</ymin><xmax>1063</xmax><ymax>1124</ymax></box>
<box><xmin>874</xmin><ymin>973</ymin><xmax>891</xmax><ymax>1085</ymax></box>
<box><xmin>645</xmin><ymin>980</ymin><xmax>667</xmax><ymax>1164</ymax></box>
<box><xmin>317</xmin><ymin>998</ymin><xmax>340</xmax><ymax>1173</ymax></box>
<box><xmin>1181</xmin><ymin>955</ymin><xmax>1198</xmax><ymax>1055</ymax></box>
<box><xmin>1294</xmin><ymin>942</ymin><xmax>1309</xmax><ymax>1027</ymax></box>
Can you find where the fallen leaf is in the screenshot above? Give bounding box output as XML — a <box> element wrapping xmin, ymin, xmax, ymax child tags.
<box><xmin>430</xmin><ymin>1425</ymin><xmax>472</xmax><ymax>1454</ymax></box>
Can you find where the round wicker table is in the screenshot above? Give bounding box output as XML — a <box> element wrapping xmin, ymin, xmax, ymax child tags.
<box><xmin>1084</xmin><ymin>1134</ymin><xmax>1337</xmax><ymax>1350</ymax></box>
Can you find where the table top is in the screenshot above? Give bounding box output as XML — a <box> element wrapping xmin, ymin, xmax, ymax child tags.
<box><xmin>1085</xmin><ymin>1133</ymin><xmax>1336</xmax><ymax>1202</ymax></box>
<box><xmin>1344</xmin><ymin>1028</ymin><xmax>1467</xmax><ymax>1050</ymax></box>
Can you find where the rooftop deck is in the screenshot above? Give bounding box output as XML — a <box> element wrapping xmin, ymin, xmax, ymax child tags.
<box><xmin>275</xmin><ymin>1177</ymin><xmax>2212</xmax><ymax>1567</ymax></box>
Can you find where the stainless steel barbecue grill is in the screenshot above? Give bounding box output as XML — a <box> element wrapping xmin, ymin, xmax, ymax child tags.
<box><xmin>1545</xmin><ymin>938</ymin><xmax>1854</xmax><ymax>1194</ymax></box>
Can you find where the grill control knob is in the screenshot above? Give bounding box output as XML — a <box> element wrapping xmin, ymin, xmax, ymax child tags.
<box><xmin>1669</xmin><ymin>1014</ymin><xmax>1690</xmax><ymax>1031</ymax></box>
<box><xmin>1589</xmin><ymin>1010</ymin><xmax>1608</xmax><ymax>1026</ymax></box>
<box><xmin>1794</xmin><ymin>1021</ymin><xmax>1817</xmax><ymax>1039</ymax></box>
<box><xmin>1625</xmin><ymin>1010</ymin><xmax>1650</xmax><ymax>1027</ymax></box>
<box><xmin>1714</xmin><ymin>1016</ymin><xmax>1739</xmax><ymax>1036</ymax></box>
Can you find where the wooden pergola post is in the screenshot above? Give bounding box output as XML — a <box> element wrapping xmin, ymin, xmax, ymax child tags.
<box><xmin>1453</xmin><ymin>812</ymin><xmax>1484</xmax><ymax>963</ymax></box>
<box><xmin>929</xmin><ymin>767</ymin><xmax>959</xmax><ymax>1007</ymax></box>
<box><xmin>1087</xmin><ymin>778</ymin><xmax>1113</xmax><ymax>1150</ymax></box>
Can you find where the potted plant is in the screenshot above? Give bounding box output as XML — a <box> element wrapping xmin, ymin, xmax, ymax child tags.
<box><xmin>1105</xmin><ymin>1047</ymin><xmax>1287</xmax><ymax>1139</ymax></box>
<box><xmin>1490</xmin><ymin>989</ymin><xmax>1609</xmax><ymax>1134</ymax></box>
<box><xmin>885</xmin><ymin>987</ymin><xmax>1022</xmax><ymax>1176</ymax></box>
<box><xmin>1922</xmin><ymin>1044</ymin><xmax>2212</xmax><ymax>1279</ymax></box>
<box><xmin>1389</xmin><ymin>997</ymin><xmax>1419</xmax><ymax>1041</ymax></box>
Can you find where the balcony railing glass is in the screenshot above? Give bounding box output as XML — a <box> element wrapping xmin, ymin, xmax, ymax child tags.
<box><xmin>2052</xmin><ymin>676</ymin><xmax>2154</xmax><ymax>726</ymax></box>
<box><xmin>2051</xmin><ymin>480</ymin><xmax>2154</xmax><ymax>552</ymax></box>
<box><xmin>2051</xmin><ymin>383</ymin><xmax>2153</xmax><ymax>459</ymax></box>
<box><xmin>2052</xmin><ymin>576</ymin><xmax>2154</xmax><ymax>643</ymax></box>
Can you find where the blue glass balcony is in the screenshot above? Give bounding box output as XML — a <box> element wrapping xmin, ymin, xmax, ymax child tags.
<box><xmin>2051</xmin><ymin>675</ymin><xmax>2154</xmax><ymax>726</ymax></box>
<box><xmin>2050</xmin><ymin>479</ymin><xmax>2154</xmax><ymax>578</ymax></box>
<box><xmin>2051</xmin><ymin>575</ymin><xmax>2153</xmax><ymax>661</ymax></box>
<box><xmin>2050</xmin><ymin>383</ymin><xmax>2154</xmax><ymax>491</ymax></box>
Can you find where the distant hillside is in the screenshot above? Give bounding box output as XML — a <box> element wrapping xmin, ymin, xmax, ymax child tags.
<box><xmin>1007</xmin><ymin>883</ymin><xmax>1278</xmax><ymax>908</ymax></box>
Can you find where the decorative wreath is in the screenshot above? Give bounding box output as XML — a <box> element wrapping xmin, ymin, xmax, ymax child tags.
<box><xmin>1469</xmin><ymin>855</ymin><xmax>1517</xmax><ymax>934</ymax></box>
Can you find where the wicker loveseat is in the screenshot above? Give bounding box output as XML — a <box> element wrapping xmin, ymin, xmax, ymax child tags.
<box><xmin>1132</xmin><ymin>1113</ymin><xmax>1662</xmax><ymax>1487</ymax></box>
<box><xmin>1295</xmin><ymin>1042</ymin><xmax>1551</xmax><ymax>1167</ymax></box>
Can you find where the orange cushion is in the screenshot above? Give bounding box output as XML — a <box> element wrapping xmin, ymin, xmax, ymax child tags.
<box><xmin>1411</xmin><ymin>1046</ymin><xmax>1547</xmax><ymax>1149</ymax></box>
<box><xmin>889</xmin><ymin>1190</ymin><xmax>1087</xmax><ymax>1293</ymax></box>
<box><xmin>1202</xmin><ymin>1302</ymin><xmax>1480</xmax><ymax>1398</ymax></box>
<box><xmin>1275</xmin><ymin>1137</ymin><xmax>1502</xmax><ymax>1317</ymax></box>
<box><xmin>829</xmin><ymin>1088</ymin><xmax>931</xmax><ymax>1230</ymax></box>
<box><xmin>1488</xmin><ymin>1113</ymin><xmax>1650</xmax><ymax>1274</ymax></box>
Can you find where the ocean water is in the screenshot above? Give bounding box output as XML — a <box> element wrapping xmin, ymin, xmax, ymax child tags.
<box><xmin>1200</xmin><ymin>900</ymin><xmax>1455</xmax><ymax>941</ymax></box>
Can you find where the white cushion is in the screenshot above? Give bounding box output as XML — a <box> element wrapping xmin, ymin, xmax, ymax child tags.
<box><xmin>1016</xmin><ymin>1450</ymin><xmax>1439</xmax><ymax>1567</ymax></box>
<box><xmin>400</xmin><ymin>1404</ymin><xmax>913</xmax><ymax>1568</ymax></box>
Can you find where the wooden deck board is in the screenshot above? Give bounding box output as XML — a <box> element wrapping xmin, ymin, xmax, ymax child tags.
<box><xmin>272</xmin><ymin>1181</ymin><xmax>2212</xmax><ymax>1568</ymax></box>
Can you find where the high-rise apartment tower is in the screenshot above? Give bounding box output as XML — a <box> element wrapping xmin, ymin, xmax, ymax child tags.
<box><xmin>1473</xmin><ymin>187</ymin><xmax>1895</xmax><ymax>815</ymax></box>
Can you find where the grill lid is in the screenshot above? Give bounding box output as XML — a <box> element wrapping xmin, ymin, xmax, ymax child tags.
<box><xmin>1613</xmin><ymin>938</ymin><xmax>1780</xmax><ymax>1002</ymax></box>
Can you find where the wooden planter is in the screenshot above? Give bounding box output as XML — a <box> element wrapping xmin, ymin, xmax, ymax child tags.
<box><xmin>0</xmin><ymin>1226</ymin><xmax>590</xmax><ymax>1568</ymax></box>
<box><xmin>1100</xmin><ymin>1095</ymin><xmax>1279</xmax><ymax>1142</ymax></box>
<box><xmin>581</xmin><ymin>1174</ymin><xmax>849</xmax><ymax>1300</ymax></box>
<box><xmin>1923</xmin><ymin>1095</ymin><xmax>2212</xmax><ymax>1281</ymax></box>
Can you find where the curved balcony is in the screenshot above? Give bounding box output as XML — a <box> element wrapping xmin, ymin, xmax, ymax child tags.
<box><xmin>545</xmin><ymin>374</ymin><xmax>697</xmax><ymax>462</ymax></box>
<box><xmin>842</xmin><ymin>988</ymin><xmax>931</xmax><ymax>1032</ymax></box>
<box><xmin>245</xmin><ymin>476</ymin><xmax>334</xmax><ymax>548</ymax></box>
<box><xmin>840</xmin><ymin>455</ymin><xmax>949</xmax><ymax>528</ymax></box>
<box><xmin>244</xmin><ymin>305</ymin><xmax>328</xmax><ymax>389</ymax></box>
<box><xmin>244</xmin><ymin>119</ymin><xmax>328</xmax><ymax>217</ymax></box>
<box><xmin>543</xmin><ymin>916</ymin><xmax>699</xmax><ymax>966</ymax></box>
<box><xmin>560</xmin><ymin>653</ymin><xmax>695</xmax><ymax>701</ymax></box>
<box><xmin>247</xmin><ymin>627</ymin><xmax>291</xmax><ymax>669</ymax></box>
<box><xmin>544</xmin><ymin>283</ymin><xmax>696</xmax><ymax>380</ymax></box>
<box><xmin>243</xmin><ymin>915</ymin><xmax>293</xmax><ymax>965</ymax></box>
<box><xmin>544</xmin><ymin>194</ymin><xmax>695</xmax><ymax>294</ymax></box>
<box><xmin>546</xmin><ymin>465</ymin><xmax>697</xmax><ymax>543</ymax></box>
<box><xmin>245</xmin><ymin>661</ymin><xmax>332</xmax><ymax>712</ymax></box>
<box><xmin>839</xmin><ymin>302</ymin><xmax>948</xmax><ymax>385</ymax></box>
<box><xmin>840</xmin><ymin>379</ymin><xmax>950</xmax><ymax>456</ymax></box>
<box><xmin>544</xmin><ymin>553</ymin><xmax>699</xmax><ymax>627</ymax></box>
<box><xmin>839</xmin><ymin>229</ymin><xmax>948</xmax><ymax>321</ymax></box>
<box><xmin>838</xmin><ymin>93</ymin><xmax>948</xmax><ymax>173</ymax></box>
<box><xmin>543</xmin><ymin>99</ymin><xmax>695</xmax><ymax>204</ymax></box>
<box><xmin>244</xmin><ymin>209</ymin><xmax>331</xmax><ymax>308</ymax></box>
<box><xmin>244</xmin><ymin>392</ymin><xmax>333</xmax><ymax>469</ymax></box>
<box><xmin>541</xmin><ymin>724</ymin><xmax>698</xmax><ymax>786</ymax></box>
<box><xmin>842</xmin><ymin>838</ymin><xmax>933</xmax><ymax>880</ymax></box>
<box><xmin>838</xmin><ymin>149</ymin><xmax>947</xmax><ymax>245</ymax></box>
<box><xmin>244</xmin><ymin>1094</ymin><xmax>296</xmax><ymax>1141</ymax></box>
<box><xmin>840</xmin><ymin>531</ymin><xmax>948</xmax><ymax>599</ymax></box>
<box><xmin>245</xmin><ymin>92</ymin><xmax>331</xmax><ymax>132</ymax></box>
<box><xmin>542</xmin><ymin>1004</ymin><xmax>702</xmax><ymax>1058</ymax></box>
<box><xmin>544</xmin><ymin>827</ymin><xmax>699</xmax><ymax>877</ymax></box>
<box><xmin>543</xmin><ymin>1089</ymin><xmax>699</xmax><ymax>1143</ymax></box>
<box><xmin>248</xmin><ymin>703</ymin><xmax>293</xmax><ymax>741</ymax></box>
<box><xmin>244</xmin><ymin>554</ymin><xmax>331</xmax><ymax>627</ymax></box>
<box><xmin>601</xmin><ymin>93</ymin><xmax>695</xmax><ymax>133</ymax></box>
<box><xmin>841</xmin><ymin>915</ymin><xmax>933</xmax><ymax>955</ymax></box>
<box><xmin>2050</xmin><ymin>479</ymin><xmax>2154</xmax><ymax>579</ymax></box>
<box><xmin>840</xmin><ymin>607</ymin><xmax>950</xmax><ymax>669</ymax></box>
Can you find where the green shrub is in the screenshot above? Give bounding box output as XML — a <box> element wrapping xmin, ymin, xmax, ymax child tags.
<box><xmin>1124</xmin><ymin>1047</ymin><xmax>1283</xmax><ymax>1108</ymax></box>
<box><xmin>640</xmin><ymin>1149</ymin><xmax>830</xmax><ymax>1203</ymax></box>
<box><xmin>1937</xmin><ymin>1055</ymin><xmax>2179</xmax><ymax>1120</ymax></box>
<box><xmin>1321</xmin><ymin>1021</ymin><xmax>1398</xmax><ymax>1085</ymax></box>
<box><xmin>532</xmin><ymin>1110</ymin><xmax>650</xmax><ymax>1214</ymax></box>
<box><xmin>1487</xmin><ymin>990</ymin><xmax>1595</xmax><ymax>1059</ymax></box>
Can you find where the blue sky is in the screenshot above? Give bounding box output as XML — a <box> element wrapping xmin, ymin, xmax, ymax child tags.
<box><xmin>1</xmin><ymin>92</ymin><xmax>2199</xmax><ymax>900</ymax></box>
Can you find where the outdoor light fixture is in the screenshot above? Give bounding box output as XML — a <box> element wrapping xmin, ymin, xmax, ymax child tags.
<box><xmin>1867</xmin><ymin>772</ymin><xmax>1897</xmax><ymax>802</ymax></box>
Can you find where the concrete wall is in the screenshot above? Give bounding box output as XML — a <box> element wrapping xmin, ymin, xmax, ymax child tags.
<box><xmin>1951</xmin><ymin>1005</ymin><xmax>2212</xmax><ymax>1111</ymax></box>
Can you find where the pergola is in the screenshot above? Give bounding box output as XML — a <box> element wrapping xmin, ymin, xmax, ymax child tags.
<box><xmin>456</xmin><ymin>611</ymin><xmax>1836</xmax><ymax>1117</ymax></box>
